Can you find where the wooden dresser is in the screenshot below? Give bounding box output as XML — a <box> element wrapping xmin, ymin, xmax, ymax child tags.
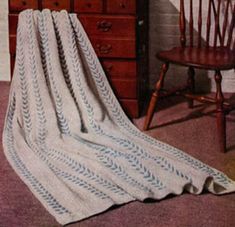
<box><xmin>8</xmin><ymin>0</ymin><xmax>149</xmax><ymax>118</ymax></box>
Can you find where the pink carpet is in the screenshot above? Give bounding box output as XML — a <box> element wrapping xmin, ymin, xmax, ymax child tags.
<box><xmin>1</xmin><ymin>82</ymin><xmax>235</xmax><ymax>227</ymax></box>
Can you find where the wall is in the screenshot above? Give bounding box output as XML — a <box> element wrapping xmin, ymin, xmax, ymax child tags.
<box><xmin>0</xmin><ymin>0</ymin><xmax>10</xmax><ymax>81</ymax></box>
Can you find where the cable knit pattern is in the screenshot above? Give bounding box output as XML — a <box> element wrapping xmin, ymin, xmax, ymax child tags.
<box><xmin>2</xmin><ymin>9</ymin><xmax>235</xmax><ymax>225</ymax></box>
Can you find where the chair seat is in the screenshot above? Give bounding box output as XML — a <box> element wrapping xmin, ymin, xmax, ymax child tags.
<box><xmin>157</xmin><ymin>47</ymin><xmax>235</xmax><ymax>70</ymax></box>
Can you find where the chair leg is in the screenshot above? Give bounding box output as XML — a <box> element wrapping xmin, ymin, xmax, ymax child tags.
<box><xmin>214</xmin><ymin>70</ymin><xmax>226</xmax><ymax>153</ymax></box>
<box><xmin>187</xmin><ymin>66</ymin><xmax>195</xmax><ymax>108</ymax></box>
<box><xmin>143</xmin><ymin>62</ymin><xmax>169</xmax><ymax>131</ymax></box>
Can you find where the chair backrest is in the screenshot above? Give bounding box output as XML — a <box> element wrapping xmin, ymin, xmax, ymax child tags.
<box><xmin>179</xmin><ymin>0</ymin><xmax>235</xmax><ymax>49</ymax></box>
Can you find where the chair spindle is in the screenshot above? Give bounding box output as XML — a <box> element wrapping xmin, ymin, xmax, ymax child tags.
<box><xmin>198</xmin><ymin>0</ymin><xmax>202</xmax><ymax>47</ymax></box>
<box><xmin>190</xmin><ymin>0</ymin><xmax>194</xmax><ymax>46</ymax></box>
<box><xmin>180</xmin><ymin>0</ymin><xmax>186</xmax><ymax>47</ymax></box>
<box><xmin>206</xmin><ymin>0</ymin><xmax>212</xmax><ymax>47</ymax></box>
<box><xmin>214</xmin><ymin>0</ymin><xmax>222</xmax><ymax>47</ymax></box>
<box><xmin>221</xmin><ymin>0</ymin><xmax>231</xmax><ymax>46</ymax></box>
<box><xmin>227</xmin><ymin>3</ymin><xmax>235</xmax><ymax>49</ymax></box>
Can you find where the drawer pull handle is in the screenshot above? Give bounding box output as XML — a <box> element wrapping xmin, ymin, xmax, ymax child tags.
<box><xmin>97</xmin><ymin>21</ymin><xmax>112</xmax><ymax>32</ymax></box>
<box><xmin>54</xmin><ymin>1</ymin><xmax>59</xmax><ymax>7</ymax></box>
<box><xmin>86</xmin><ymin>3</ymin><xmax>92</xmax><ymax>8</ymax></box>
<box><xmin>96</xmin><ymin>44</ymin><xmax>112</xmax><ymax>54</ymax></box>
<box><xmin>106</xmin><ymin>64</ymin><xmax>113</xmax><ymax>72</ymax></box>
<box><xmin>120</xmin><ymin>3</ymin><xmax>126</xmax><ymax>8</ymax></box>
<box><xmin>22</xmin><ymin>1</ymin><xmax>27</xmax><ymax>6</ymax></box>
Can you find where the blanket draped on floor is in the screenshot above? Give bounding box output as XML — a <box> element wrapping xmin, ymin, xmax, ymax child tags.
<box><xmin>3</xmin><ymin>9</ymin><xmax>235</xmax><ymax>225</ymax></box>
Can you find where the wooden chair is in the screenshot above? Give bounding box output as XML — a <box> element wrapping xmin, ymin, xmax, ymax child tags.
<box><xmin>144</xmin><ymin>0</ymin><xmax>235</xmax><ymax>153</ymax></box>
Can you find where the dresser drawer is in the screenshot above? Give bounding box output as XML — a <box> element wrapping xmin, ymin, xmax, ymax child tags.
<box><xmin>74</xmin><ymin>0</ymin><xmax>103</xmax><ymax>13</ymax></box>
<box><xmin>79</xmin><ymin>15</ymin><xmax>135</xmax><ymax>38</ymax></box>
<box><xmin>9</xmin><ymin>35</ymin><xmax>16</xmax><ymax>54</ymax></box>
<box><xmin>9</xmin><ymin>0</ymin><xmax>38</xmax><ymax>12</ymax></box>
<box><xmin>10</xmin><ymin>54</ymin><xmax>16</xmax><ymax>76</ymax></box>
<box><xmin>9</xmin><ymin>14</ymin><xmax>18</xmax><ymax>35</ymax></box>
<box><xmin>41</xmin><ymin>0</ymin><xmax>71</xmax><ymax>11</ymax></box>
<box><xmin>91</xmin><ymin>37</ymin><xmax>136</xmax><ymax>58</ymax></box>
<box><xmin>110</xmin><ymin>79</ymin><xmax>137</xmax><ymax>98</ymax></box>
<box><xmin>119</xmin><ymin>99</ymin><xmax>139</xmax><ymax>118</ymax></box>
<box><xmin>102</xmin><ymin>60</ymin><xmax>136</xmax><ymax>78</ymax></box>
<box><xmin>107</xmin><ymin>0</ymin><xmax>136</xmax><ymax>14</ymax></box>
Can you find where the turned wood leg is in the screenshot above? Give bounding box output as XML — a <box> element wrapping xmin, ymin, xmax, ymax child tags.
<box><xmin>143</xmin><ymin>62</ymin><xmax>169</xmax><ymax>131</ymax></box>
<box><xmin>214</xmin><ymin>70</ymin><xmax>226</xmax><ymax>153</ymax></box>
<box><xmin>187</xmin><ymin>66</ymin><xmax>195</xmax><ymax>108</ymax></box>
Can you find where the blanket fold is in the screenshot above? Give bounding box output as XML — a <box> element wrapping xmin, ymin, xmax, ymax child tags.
<box><xmin>3</xmin><ymin>9</ymin><xmax>235</xmax><ymax>225</ymax></box>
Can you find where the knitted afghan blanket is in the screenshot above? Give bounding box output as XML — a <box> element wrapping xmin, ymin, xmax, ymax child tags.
<box><xmin>3</xmin><ymin>9</ymin><xmax>235</xmax><ymax>225</ymax></box>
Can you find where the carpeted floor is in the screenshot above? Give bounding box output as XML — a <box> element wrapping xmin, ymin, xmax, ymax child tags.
<box><xmin>1</xmin><ymin>81</ymin><xmax>235</xmax><ymax>227</ymax></box>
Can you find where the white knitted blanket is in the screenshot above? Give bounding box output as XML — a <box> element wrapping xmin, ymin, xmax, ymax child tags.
<box><xmin>3</xmin><ymin>9</ymin><xmax>235</xmax><ymax>225</ymax></box>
